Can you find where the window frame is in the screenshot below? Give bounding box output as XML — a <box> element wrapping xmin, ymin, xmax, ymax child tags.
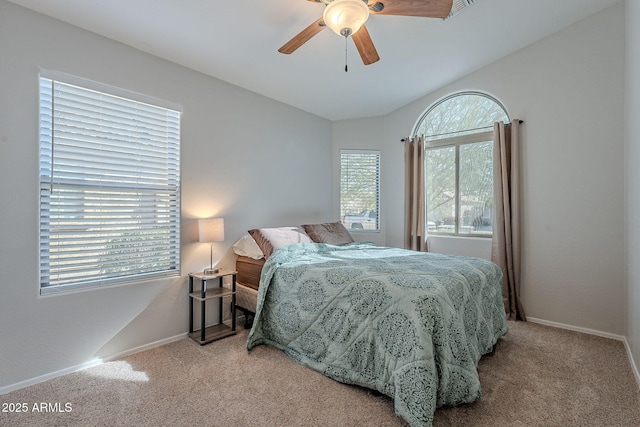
<box><xmin>339</xmin><ymin>149</ymin><xmax>381</xmax><ymax>233</ymax></box>
<box><xmin>414</xmin><ymin>91</ymin><xmax>509</xmax><ymax>238</ymax></box>
<box><xmin>424</xmin><ymin>130</ymin><xmax>494</xmax><ymax>237</ymax></box>
<box><xmin>38</xmin><ymin>69</ymin><xmax>182</xmax><ymax>295</ymax></box>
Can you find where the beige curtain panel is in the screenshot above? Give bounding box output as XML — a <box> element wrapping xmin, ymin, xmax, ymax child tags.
<box><xmin>492</xmin><ymin>120</ymin><xmax>526</xmax><ymax>321</ymax></box>
<box><xmin>404</xmin><ymin>136</ymin><xmax>428</xmax><ymax>251</ymax></box>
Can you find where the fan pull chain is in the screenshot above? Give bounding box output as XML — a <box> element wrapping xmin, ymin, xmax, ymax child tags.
<box><xmin>344</xmin><ymin>36</ymin><xmax>349</xmax><ymax>72</ymax></box>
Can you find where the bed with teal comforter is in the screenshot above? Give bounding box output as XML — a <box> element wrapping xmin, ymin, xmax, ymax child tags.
<box><xmin>246</xmin><ymin>242</ymin><xmax>507</xmax><ymax>426</ymax></box>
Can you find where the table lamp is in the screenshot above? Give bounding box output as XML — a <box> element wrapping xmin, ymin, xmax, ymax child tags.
<box><xmin>198</xmin><ymin>217</ymin><xmax>224</xmax><ymax>274</ymax></box>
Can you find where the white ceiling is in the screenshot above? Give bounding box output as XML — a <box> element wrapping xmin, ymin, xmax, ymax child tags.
<box><xmin>8</xmin><ymin>0</ymin><xmax>622</xmax><ymax>121</ymax></box>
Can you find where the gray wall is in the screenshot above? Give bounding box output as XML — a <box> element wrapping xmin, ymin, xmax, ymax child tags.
<box><xmin>625</xmin><ymin>0</ymin><xmax>640</xmax><ymax>383</ymax></box>
<box><xmin>0</xmin><ymin>1</ymin><xmax>333</xmax><ymax>390</ymax></box>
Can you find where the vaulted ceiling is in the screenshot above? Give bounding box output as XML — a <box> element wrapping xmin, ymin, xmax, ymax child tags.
<box><xmin>8</xmin><ymin>0</ymin><xmax>622</xmax><ymax>120</ymax></box>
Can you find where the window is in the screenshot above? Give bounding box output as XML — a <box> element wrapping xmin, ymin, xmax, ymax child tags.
<box><xmin>414</xmin><ymin>92</ymin><xmax>508</xmax><ymax>237</ymax></box>
<box><xmin>340</xmin><ymin>150</ymin><xmax>380</xmax><ymax>232</ymax></box>
<box><xmin>39</xmin><ymin>71</ymin><xmax>181</xmax><ymax>294</ymax></box>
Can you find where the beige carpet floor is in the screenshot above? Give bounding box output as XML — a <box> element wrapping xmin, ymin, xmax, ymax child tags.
<box><xmin>1</xmin><ymin>321</ymin><xmax>639</xmax><ymax>426</ymax></box>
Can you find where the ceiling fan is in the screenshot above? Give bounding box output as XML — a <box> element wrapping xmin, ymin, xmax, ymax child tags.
<box><xmin>278</xmin><ymin>0</ymin><xmax>454</xmax><ymax>68</ymax></box>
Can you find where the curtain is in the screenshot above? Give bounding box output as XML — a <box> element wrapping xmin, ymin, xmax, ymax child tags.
<box><xmin>492</xmin><ymin>121</ymin><xmax>526</xmax><ymax>320</ymax></box>
<box><xmin>404</xmin><ymin>136</ymin><xmax>427</xmax><ymax>251</ymax></box>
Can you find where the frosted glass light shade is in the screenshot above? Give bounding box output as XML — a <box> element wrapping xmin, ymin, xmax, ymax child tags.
<box><xmin>198</xmin><ymin>218</ymin><xmax>225</xmax><ymax>243</ymax></box>
<box><xmin>323</xmin><ymin>0</ymin><xmax>370</xmax><ymax>37</ymax></box>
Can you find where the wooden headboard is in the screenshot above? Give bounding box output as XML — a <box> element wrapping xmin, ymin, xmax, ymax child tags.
<box><xmin>236</xmin><ymin>256</ymin><xmax>265</xmax><ymax>290</ymax></box>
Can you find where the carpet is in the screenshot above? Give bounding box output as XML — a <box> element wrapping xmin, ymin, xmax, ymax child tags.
<box><xmin>1</xmin><ymin>321</ymin><xmax>639</xmax><ymax>426</ymax></box>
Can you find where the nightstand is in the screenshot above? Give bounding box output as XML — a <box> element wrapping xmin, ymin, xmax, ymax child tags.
<box><xmin>188</xmin><ymin>269</ymin><xmax>237</xmax><ymax>345</ymax></box>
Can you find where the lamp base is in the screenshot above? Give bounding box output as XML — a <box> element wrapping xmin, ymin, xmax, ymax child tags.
<box><xmin>203</xmin><ymin>267</ymin><xmax>219</xmax><ymax>275</ymax></box>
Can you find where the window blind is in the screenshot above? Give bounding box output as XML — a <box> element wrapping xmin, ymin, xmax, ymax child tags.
<box><xmin>339</xmin><ymin>150</ymin><xmax>380</xmax><ymax>232</ymax></box>
<box><xmin>39</xmin><ymin>74</ymin><xmax>181</xmax><ymax>293</ymax></box>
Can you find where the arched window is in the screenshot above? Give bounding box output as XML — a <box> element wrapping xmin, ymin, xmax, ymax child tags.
<box><xmin>414</xmin><ymin>92</ymin><xmax>509</xmax><ymax>237</ymax></box>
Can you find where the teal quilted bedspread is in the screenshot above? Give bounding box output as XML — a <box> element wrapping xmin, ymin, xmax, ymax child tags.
<box><xmin>246</xmin><ymin>242</ymin><xmax>507</xmax><ymax>426</ymax></box>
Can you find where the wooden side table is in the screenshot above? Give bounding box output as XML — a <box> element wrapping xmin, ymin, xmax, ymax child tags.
<box><xmin>188</xmin><ymin>269</ymin><xmax>237</xmax><ymax>345</ymax></box>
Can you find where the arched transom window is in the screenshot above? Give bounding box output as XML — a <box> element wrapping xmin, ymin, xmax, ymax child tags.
<box><xmin>414</xmin><ymin>92</ymin><xmax>509</xmax><ymax>237</ymax></box>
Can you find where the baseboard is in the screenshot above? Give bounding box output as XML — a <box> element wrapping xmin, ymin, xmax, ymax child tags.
<box><xmin>0</xmin><ymin>332</ymin><xmax>188</xmax><ymax>396</ymax></box>
<box><xmin>0</xmin><ymin>358</ymin><xmax>106</xmax><ymax>396</ymax></box>
<box><xmin>526</xmin><ymin>317</ymin><xmax>625</xmax><ymax>341</ymax></box>
<box><xmin>623</xmin><ymin>337</ymin><xmax>640</xmax><ymax>390</ymax></box>
<box><xmin>527</xmin><ymin>317</ymin><xmax>640</xmax><ymax>389</ymax></box>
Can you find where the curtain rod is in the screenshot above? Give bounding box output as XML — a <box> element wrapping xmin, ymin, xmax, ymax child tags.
<box><xmin>401</xmin><ymin>120</ymin><xmax>524</xmax><ymax>142</ymax></box>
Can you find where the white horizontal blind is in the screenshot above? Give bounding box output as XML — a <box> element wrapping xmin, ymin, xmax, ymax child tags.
<box><xmin>340</xmin><ymin>150</ymin><xmax>380</xmax><ymax>232</ymax></box>
<box><xmin>39</xmin><ymin>75</ymin><xmax>181</xmax><ymax>293</ymax></box>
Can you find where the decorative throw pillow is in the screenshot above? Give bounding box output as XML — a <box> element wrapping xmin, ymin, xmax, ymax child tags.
<box><xmin>232</xmin><ymin>234</ymin><xmax>265</xmax><ymax>259</ymax></box>
<box><xmin>248</xmin><ymin>226</ymin><xmax>312</xmax><ymax>259</ymax></box>
<box><xmin>302</xmin><ymin>222</ymin><xmax>354</xmax><ymax>245</ymax></box>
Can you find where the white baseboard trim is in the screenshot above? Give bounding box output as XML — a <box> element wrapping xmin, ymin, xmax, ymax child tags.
<box><xmin>526</xmin><ymin>317</ymin><xmax>625</xmax><ymax>341</ymax></box>
<box><xmin>623</xmin><ymin>337</ymin><xmax>640</xmax><ymax>390</ymax></box>
<box><xmin>527</xmin><ymin>317</ymin><xmax>640</xmax><ymax>389</ymax></box>
<box><xmin>0</xmin><ymin>332</ymin><xmax>187</xmax><ymax>396</ymax></box>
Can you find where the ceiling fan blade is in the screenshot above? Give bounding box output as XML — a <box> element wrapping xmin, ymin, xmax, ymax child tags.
<box><xmin>369</xmin><ymin>0</ymin><xmax>453</xmax><ymax>18</ymax></box>
<box><xmin>352</xmin><ymin>25</ymin><xmax>380</xmax><ymax>65</ymax></box>
<box><xmin>278</xmin><ymin>18</ymin><xmax>326</xmax><ymax>54</ymax></box>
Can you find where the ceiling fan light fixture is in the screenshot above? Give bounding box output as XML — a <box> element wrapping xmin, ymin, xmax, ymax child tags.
<box><xmin>323</xmin><ymin>0</ymin><xmax>370</xmax><ymax>37</ymax></box>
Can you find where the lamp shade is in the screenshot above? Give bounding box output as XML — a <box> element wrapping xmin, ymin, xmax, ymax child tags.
<box><xmin>198</xmin><ymin>218</ymin><xmax>224</xmax><ymax>243</ymax></box>
<box><xmin>323</xmin><ymin>0</ymin><xmax>370</xmax><ymax>37</ymax></box>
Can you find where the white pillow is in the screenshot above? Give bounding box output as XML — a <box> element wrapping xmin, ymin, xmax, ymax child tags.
<box><xmin>232</xmin><ymin>234</ymin><xmax>265</xmax><ymax>259</ymax></box>
<box><xmin>248</xmin><ymin>226</ymin><xmax>312</xmax><ymax>259</ymax></box>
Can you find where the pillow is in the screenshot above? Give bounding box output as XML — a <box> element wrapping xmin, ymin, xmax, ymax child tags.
<box><xmin>232</xmin><ymin>234</ymin><xmax>265</xmax><ymax>259</ymax></box>
<box><xmin>302</xmin><ymin>222</ymin><xmax>354</xmax><ymax>245</ymax></box>
<box><xmin>248</xmin><ymin>226</ymin><xmax>312</xmax><ymax>259</ymax></box>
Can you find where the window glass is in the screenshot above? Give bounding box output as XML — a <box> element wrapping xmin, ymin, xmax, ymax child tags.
<box><xmin>340</xmin><ymin>150</ymin><xmax>380</xmax><ymax>232</ymax></box>
<box><xmin>458</xmin><ymin>140</ymin><xmax>493</xmax><ymax>235</ymax></box>
<box><xmin>39</xmin><ymin>72</ymin><xmax>181</xmax><ymax>294</ymax></box>
<box><xmin>426</xmin><ymin>146</ymin><xmax>455</xmax><ymax>234</ymax></box>
<box><xmin>416</xmin><ymin>92</ymin><xmax>508</xmax><ymax>141</ymax></box>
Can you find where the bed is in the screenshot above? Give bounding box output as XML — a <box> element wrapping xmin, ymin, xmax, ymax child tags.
<box><xmin>241</xmin><ymin>225</ymin><xmax>507</xmax><ymax>427</ymax></box>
